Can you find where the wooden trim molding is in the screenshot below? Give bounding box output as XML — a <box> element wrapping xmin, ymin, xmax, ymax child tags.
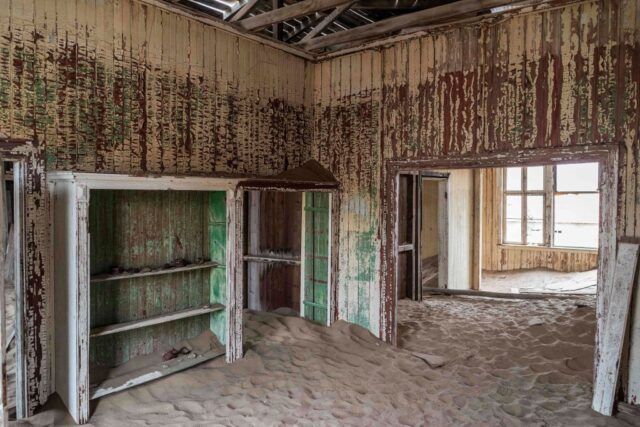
<box><xmin>0</xmin><ymin>139</ymin><xmax>45</xmax><ymax>418</ymax></box>
<box><xmin>381</xmin><ymin>145</ymin><xmax>619</xmax><ymax>348</ymax></box>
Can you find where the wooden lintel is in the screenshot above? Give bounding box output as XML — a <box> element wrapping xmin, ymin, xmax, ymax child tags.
<box><xmin>236</xmin><ymin>0</ymin><xmax>351</xmax><ymax>31</ymax></box>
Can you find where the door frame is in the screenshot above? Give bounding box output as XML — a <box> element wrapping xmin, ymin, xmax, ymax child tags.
<box><xmin>381</xmin><ymin>146</ymin><xmax>619</xmax><ymax>365</ymax></box>
<box><xmin>0</xmin><ymin>139</ymin><xmax>39</xmax><ymax>420</ymax></box>
<box><xmin>234</xmin><ymin>185</ymin><xmax>339</xmax><ymax>355</ymax></box>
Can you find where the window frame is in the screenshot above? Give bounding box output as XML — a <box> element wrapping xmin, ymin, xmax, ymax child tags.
<box><xmin>501</xmin><ymin>164</ymin><xmax>599</xmax><ymax>250</ymax></box>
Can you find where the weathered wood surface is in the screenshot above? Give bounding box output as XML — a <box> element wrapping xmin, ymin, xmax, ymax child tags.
<box><xmin>89</xmin><ymin>304</ymin><xmax>224</xmax><ymax>338</ymax></box>
<box><xmin>592</xmin><ymin>242</ymin><xmax>639</xmax><ymax>415</ymax></box>
<box><xmin>2</xmin><ymin>0</ymin><xmax>640</xmax><ymax>414</ymax></box>
<box><xmin>90</xmin><ymin>261</ymin><xmax>219</xmax><ymax>284</ymax></box>
<box><xmin>310</xmin><ymin>0</ymin><xmax>638</xmax><ymax>351</ymax></box>
<box><xmin>0</xmin><ymin>0</ymin><xmax>308</xmax><ymax>415</ymax></box>
<box><xmin>89</xmin><ymin>348</ymin><xmax>225</xmax><ymax>400</ymax></box>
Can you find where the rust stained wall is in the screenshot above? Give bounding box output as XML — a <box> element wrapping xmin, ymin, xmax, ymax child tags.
<box><xmin>0</xmin><ymin>0</ymin><xmax>310</xmax><ymax>412</ymax></box>
<box><xmin>0</xmin><ymin>0</ymin><xmax>310</xmax><ymax>175</ymax></box>
<box><xmin>311</xmin><ymin>0</ymin><xmax>640</xmax><ymax>337</ymax></box>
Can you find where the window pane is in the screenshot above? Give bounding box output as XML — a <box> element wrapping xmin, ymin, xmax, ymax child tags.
<box><xmin>526</xmin><ymin>195</ymin><xmax>544</xmax><ymax>245</ymax></box>
<box><xmin>505</xmin><ymin>167</ymin><xmax>522</xmax><ymax>191</ymax></box>
<box><xmin>553</xmin><ymin>193</ymin><xmax>599</xmax><ymax>248</ymax></box>
<box><xmin>505</xmin><ymin>195</ymin><xmax>522</xmax><ymax>243</ymax></box>
<box><xmin>556</xmin><ymin>162</ymin><xmax>599</xmax><ymax>192</ymax></box>
<box><xmin>527</xmin><ymin>166</ymin><xmax>544</xmax><ymax>191</ymax></box>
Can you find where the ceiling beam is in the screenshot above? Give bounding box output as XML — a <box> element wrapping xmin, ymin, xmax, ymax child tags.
<box><xmin>272</xmin><ymin>0</ymin><xmax>284</xmax><ymax>40</ymax></box>
<box><xmin>300</xmin><ymin>0</ymin><xmax>517</xmax><ymax>50</ymax></box>
<box><xmin>236</xmin><ymin>0</ymin><xmax>352</xmax><ymax>31</ymax></box>
<box><xmin>229</xmin><ymin>0</ymin><xmax>260</xmax><ymax>22</ymax></box>
<box><xmin>298</xmin><ymin>1</ymin><xmax>355</xmax><ymax>43</ymax></box>
<box><xmin>285</xmin><ymin>13</ymin><xmax>327</xmax><ymax>42</ymax></box>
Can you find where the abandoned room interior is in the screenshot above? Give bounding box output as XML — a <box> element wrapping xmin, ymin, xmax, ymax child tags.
<box><xmin>0</xmin><ymin>0</ymin><xmax>640</xmax><ymax>425</ymax></box>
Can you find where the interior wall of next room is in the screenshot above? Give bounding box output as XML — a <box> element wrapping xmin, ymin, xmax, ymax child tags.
<box><xmin>481</xmin><ymin>168</ymin><xmax>599</xmax><ymax>273</ymax></box>
<box><xmin>420</xmin><ymin>180</ymin><xmax>439</xmax><ymax>260</ymax></box>
<box><xmin>246</xmin><ymin>191</ymin><xmax>302</xmax><ymax>313</ymax></box>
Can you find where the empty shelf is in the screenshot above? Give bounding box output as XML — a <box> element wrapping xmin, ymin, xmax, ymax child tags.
<box><xmin>243</xmin><ymin>254</ymin><xmax>301</xmax><ymax>265</ymax></box>
<box><xmin>90</xmin><ymin>304</ymin><xmax>224</xmax><ymax>338</ymax></box>
<box><xmin>90</xmin><ymin>261</ymin><xmax>219</xmax><ymax>284</ymax></box>
<box><xmin>90</xmin><ymin>348</ymin><xmax>226</xmax><ymax>400</ymax></box>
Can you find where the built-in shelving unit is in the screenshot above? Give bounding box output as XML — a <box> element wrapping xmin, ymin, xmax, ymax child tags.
<box><xmin>49</xmin><ymin>172</ymin><xmax>235</xmax><ymax>424</ymax></box>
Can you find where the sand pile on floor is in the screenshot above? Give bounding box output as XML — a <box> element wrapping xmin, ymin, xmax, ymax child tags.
<box><xmin>15</xmin><ymin>296</ymin><xmax>630</xmax><ymax>426</ymax></box>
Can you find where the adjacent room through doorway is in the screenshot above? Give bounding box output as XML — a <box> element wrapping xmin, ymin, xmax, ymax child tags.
<box><xmin>397</xmin><ymin>161</ymin><xmax>600</xmax><ymax>298</ymax></box>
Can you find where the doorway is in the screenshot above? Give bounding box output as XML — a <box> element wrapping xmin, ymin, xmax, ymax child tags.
<box><xmin>242</xmin><ymin>190</ymin><xmax>332</xmax><ymax>326</ymax></box>
<box><xmin>396</xmin><ymin>173</ymin><xmax>449</xmax><ymax>302</ymax></box>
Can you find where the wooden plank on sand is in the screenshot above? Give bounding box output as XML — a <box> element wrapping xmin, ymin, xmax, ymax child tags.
<box><xmin>592</xmin><ymin>242</ymin><xmax>640</xmax><ymax>415</ymax></box>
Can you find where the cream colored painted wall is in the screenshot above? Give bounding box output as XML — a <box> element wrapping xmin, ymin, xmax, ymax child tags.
<box><xmin>446</xmin><ymin>170</ymin><xmax>474</xmax><ymax>290</ymax></box>
<box><xmin>421</xmin><ymin>180</ymin><xmax>440</xmax><ymax>260</ymax></box>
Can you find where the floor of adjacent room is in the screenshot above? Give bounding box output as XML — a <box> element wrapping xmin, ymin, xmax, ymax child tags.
<box><xmin>15</xmin><ymin>293</ymin><xmax>633</xmax><ymax>426</ymax></box>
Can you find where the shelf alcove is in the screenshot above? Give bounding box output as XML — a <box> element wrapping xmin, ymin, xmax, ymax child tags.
<box><xmin>49</xmin><ymin>173</ymin><xmax>239</xmax><ymax>424</ymax></box>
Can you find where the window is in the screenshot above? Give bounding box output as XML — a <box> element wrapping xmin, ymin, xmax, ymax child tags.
<box><xmin>502</xmin><ymin>163</ymin><xmax>599</xmax><ymax>249</ymax></box>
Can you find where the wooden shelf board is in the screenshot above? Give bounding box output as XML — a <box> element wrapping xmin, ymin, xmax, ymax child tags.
<box><xmin>90</xmin><ymin>261</ymin><xmax>219</xmax><ymax>284</ymax></box>
<box><xmin>90</xmin><ymin>304</ymin><xmax>225</xmax><ymax>338</ymax></box>
<box><xmin>90</xmin><ymin>348</ymin><xmax>226</xmax><ymax>400</ymax></box>
<box><xmin>243</xmin><ymin>254</ymin><xmax>301</xmax><ymax>265</ymax></box>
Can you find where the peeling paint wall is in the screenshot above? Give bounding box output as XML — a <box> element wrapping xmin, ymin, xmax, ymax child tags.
<box><xmin>311</xmin><ymin>0</ymin><xmax>640</xmax><ymax>347</ymax></box>
<box><xmin>0</xmin><ymin>0</ymin><xmax>310</xmax><ymax>413</ymax></box>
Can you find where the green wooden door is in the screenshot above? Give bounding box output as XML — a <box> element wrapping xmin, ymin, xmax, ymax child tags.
<box><xmin>303</xmin><ymin>192</ymin><xmax>330</xmax><ymax>324</ymax></box>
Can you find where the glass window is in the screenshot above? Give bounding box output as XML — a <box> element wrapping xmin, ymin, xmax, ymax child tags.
<box><xmin>553</xmin><ymin>193</ymin><xmax>599</xmax><ymax>248</ymax></box>
<box><xmin>526</xmin><ymin>195</ymin><xmax>544</xmax><ymax>245</ymax></box>
<box><xmin>526</xmin><ymin>166</ymin><xmax>544</xmax><ymax>191</ymax></box>
<box><xmin>556</xmin><ymin>162</ymin><xmax>599</xmax><ymax>192</ymax></box>
<box><xmin>505</xmin><ymin>195</ymin><xmax>522</xmax><ymax>243</ymax></box>
<box><xmin>505</xmin><ymin>167</ymin><xmax>522</xmax><ymax>191</ymax></box>
<box><xmin>502</xmin><ymin>162</ymin><xmax>599</xmax><ymax>249</ymax></box>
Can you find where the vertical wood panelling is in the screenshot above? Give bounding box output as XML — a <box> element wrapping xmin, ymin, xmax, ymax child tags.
<box><xmin>0</xmin><ymin>0</ymin><xmax>309</xmax><ymax>413</ymax></box>
<box><xmin>312</xmin><ymin>0</ymin><xmax>639</xmax><ymax>345</ymax></box>
<box><xmin>0</xmin><ymin>0</ymin><xmax>308</xmax><ymax>175</ymax></box>
<box><xmin>88</xmin><ymin>190</ymin><xmax>214</xmax><ymax>368</ymax></box>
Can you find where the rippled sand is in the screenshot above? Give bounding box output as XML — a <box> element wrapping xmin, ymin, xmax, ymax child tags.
<box><xmin>15</xmin><ymin>295</ymin><xmax>631</xmax><ymax>426</ymax></box>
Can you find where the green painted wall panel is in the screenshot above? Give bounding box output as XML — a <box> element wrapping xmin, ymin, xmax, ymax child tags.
<box><xmin>88</xmin><ymin>190</ymin><xmax>226</xmax><ymax>368</ymax></box>
<box><xmin>208</xmin><ymin>192</ymin><xmax>227</xmax><ymax>344</ymax></box>
<box><xmin>303</xmin><ymin>192</ymin><xmax>330</xmax><ymax>324</ymax></box>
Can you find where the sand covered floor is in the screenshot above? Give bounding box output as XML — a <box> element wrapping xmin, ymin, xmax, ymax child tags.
<box><xmin>16</xmin><ymin>296</ymin><xmax>631</xmax><ymax>426</ymax></box>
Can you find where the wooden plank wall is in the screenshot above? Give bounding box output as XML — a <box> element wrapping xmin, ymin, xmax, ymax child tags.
<box><xmin>0</xmin><ymin>0</ymin><xmax>309</xmax><ymax>413</ymax></box>
<box><xmin>482</xmin><ymin>168</ymin><xmax>599</xmax><ymax>272</ymax></box>
<box><xmin>311</xmin><ymin>0</ymin><xmax>639</xmax><ymax>347</ymax></box>
<box><xmin>88</xmin><ymin>190</ymin><xmax>214</xmax><ymax>368</ymax></box>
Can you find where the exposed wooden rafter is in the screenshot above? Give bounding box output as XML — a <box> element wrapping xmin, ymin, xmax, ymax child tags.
<box><xmin>236</xmin><ymin>0</ymin><xmax>352</xmax><ymax>31</ymax></box>
<box><xmin>229</xmin><ymin>0</ymin><xmax>260</xmax><ymax>22</ymax></box>
<box><xmin>298</xmin><ymin>1</ymin><xmax>355</xmax><ymax>43</ymax></box>
<box><xmin>300</xmin><ymin>0</ymin><xmax>516</xmax><ymax>50</ymax></box>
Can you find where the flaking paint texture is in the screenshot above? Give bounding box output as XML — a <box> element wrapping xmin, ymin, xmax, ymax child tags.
<box><xmin>311</xmin><ymin>1</ymin><xmax>640</xmax><ymax>342</ymax></box>
<box><xmin>0</xmin><ymin>0</ymin><xmax>310</xmax><ymax>413</ymax></box>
